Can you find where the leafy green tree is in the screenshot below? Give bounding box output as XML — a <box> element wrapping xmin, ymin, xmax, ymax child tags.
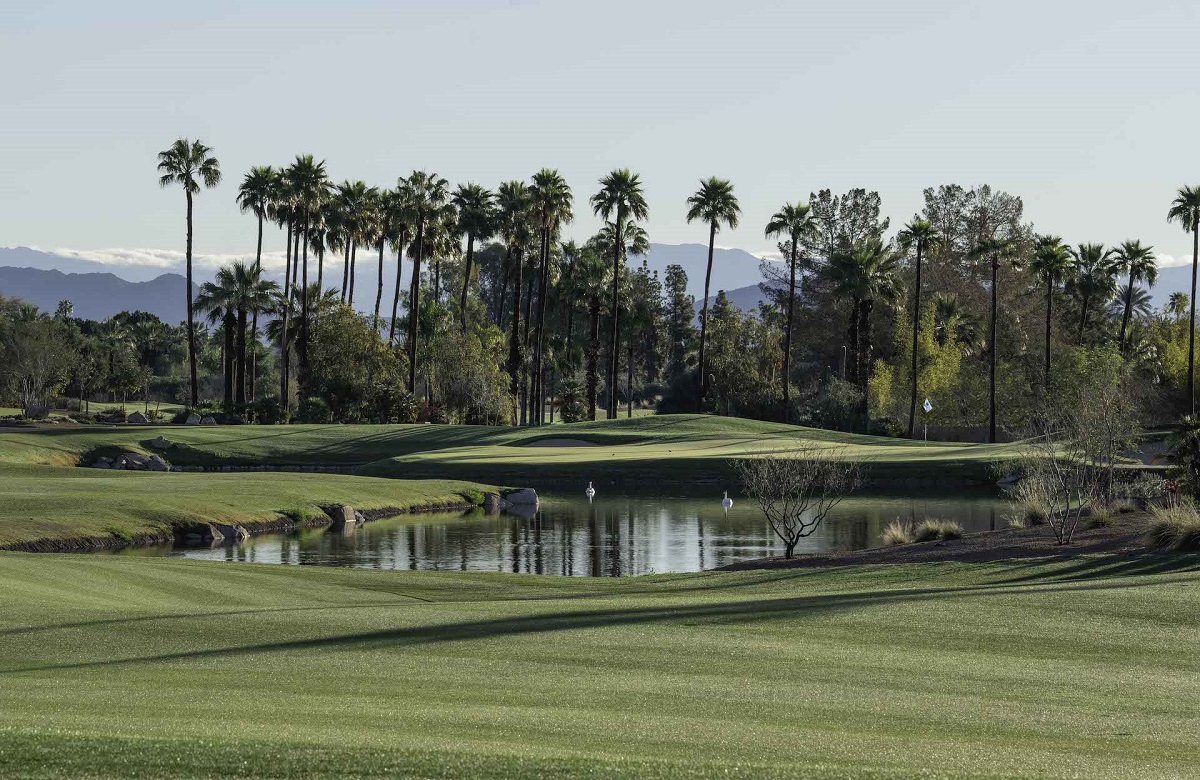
<box><xmin>157</xmin><ymin>138</ymin><xmax>221</xmax><ymax>406</ymax></box>
<box><xmin>1067</xmin><ymin>243</ymin><xmax>1118</xmax><ymax>344</ymax></box>
<box><xmin>590</xmin><ymin>169</ymin><xmax>648</xmax><ymax>419</ymax></box>
<box><xmin>307</xmin><ymin>303</ymin><xmax>409</xmax><ymax>422</ymax></box>
<box><xmin>1168</xmin><ymin>185</ymin><xmax>1200</xmax><ymax>413</ymax></box>
<box><xmin>1030</xmin><ymin>234</ymin><xmax>1075</xmax><ymax>388</ymax></box>
<box><xmin>765</xmin><ymin>201</ymin><xmax>818</xmax><ymax>422</ymax></box>
<box><xmin>896</xmin><ymin>219</ymin><xmax>940</xmax><ymax>437</ymax></box>
<box><xmin>1112</xmin><ymin>240</ymin><xmax>1157</xmax><ymax>355</ymax></box>
<box><xmin>452</xmin><ymin>183</ymin><xmax>496</xmax><ymax>332</ymax></box>
<box><xmin>663</xmin><ymin>264</ymin><xmax>697</xmax><ymax>381</ymax></box>
<box><xmin>686</xmin><ymin>177</ymin><xmax>741</xmax><ymax>404</ymax></box>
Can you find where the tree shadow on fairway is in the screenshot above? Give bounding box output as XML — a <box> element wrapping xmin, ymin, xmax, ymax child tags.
<box><xmin>988</xmin><ymin>553</ymin><xmax>1200</xmax><ymax>585</ymax></box>
<box><xmin>4</xmin><ymin>573</ymin><xmax>1186</xmax><ymax>676</ymax></box>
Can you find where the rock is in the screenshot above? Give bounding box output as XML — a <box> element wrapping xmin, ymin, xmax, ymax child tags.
<box><xmin>483</xmin><ymin>492</ymin><xmax>502</xmax><ymax>514</ymax></box>
<box><xmin>123</xmin><ymin>453</ymin><xmax>150</xmax><ymax>470</ymax></box>
<box><xmin>327</xmin><ymin>505</ymin><xmax>357</xmax><ymax>531</ymax></box>
<box><xmin>92</xmin><ymin>458</ymin><xmax>112</xmax><ymax>469</ymax></box>
<box><xmin>126</xmin><ymin>411</ymin><xmax>148</xmax><ymax>424</ymax></box>
<box><xmin>185</xmin><ymin>413</ymin><xmax>201</xmax><ymax>426</ymax></box>
<box><xmin>200</xmin><ymin>416</ymin><xmax>218</xmax><ymax>426</ymax></box>
<box><xmin>211</xmin><ymin>523</ymin><xmax>249</xmax><ymax>543</ymax></box>
<box><xmin>147</xmin><ymin>455</ymin><xmax>169</xmax><ymax>472</ymax></box>
<box><xmin>148</xmin><ymin>436</ymin><xmax>172</xmax><ymax>450</ymax></box>
<box><xmin>172</xmin><ymin>441</ymin><xmax>188</xmax><ymax>450</ymax></box>
<box><xmin>503</xmin><ymin>488</ymin><xmax>539</xmax><ymax>506</ymax></box>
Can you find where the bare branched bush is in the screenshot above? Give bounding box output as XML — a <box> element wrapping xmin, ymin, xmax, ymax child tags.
<box><xmin>733</xmin><ymin>447</ymin><xmax>861</xmax><ymax>558</ymax></box>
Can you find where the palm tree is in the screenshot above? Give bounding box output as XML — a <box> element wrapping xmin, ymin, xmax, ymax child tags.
<box><xmin>969</xmin><ymin>236</ymin><xmax>1018</xmax><ymax>443</ymax></box>
<box><xmin>764</xmin><ymin>201</ymin><xmax>817</xmax><ymax>424</ymax></box>
<box><xmin>398</xmin><ymin>171</ymin><xmax>450</xmax><ymax>394</ymax></box>
<box><xmin>590</xmin><ymin>169</ymin><xmax>648</xmax><ymax>419</ymax></box>
<box><xmin>530</xmin><ymin>170</ymin><xmax>574</xmax><ymax>425</ymax></box>
<box><xmin>931</xmin><ymin>293</ymin><xmax>982</xmax><ymax>354</ymax></box>
<box><xmin>1030</xmin><ymin>234</ymin><xmax>1075</xmax><ymax>389</ymax></box>
<box><xmin>896</xmin><ymin>219</ymin><xmax>940</xmax><ymax>438</ymax></box>
<box><xmin>497</xmin><ymin>181</ymin><xmax>533</xmax><ymax>423</ymax></box>
<box><xmin>236</xmin><ymin>165</ymin><xmax>275</xmax><ymax>401</ymax></box>
<box><xmin>452</xmin><ymin>183</ymin><xmax>496</xmax><ymax>332</ymax></box>
<box><xmin>370</xmin><ymin>188</ymin><xmax>393</xmax><ymax>332</ymax></box>
<box><xmin>217</xmin><ymin>262</ymin><xmax>278</xmax><ymax>405</ymax></box>
<box><xmin>335</xmin><ymin>180</ymin><xmax>374</xmax><ymax>306</ymax></box>
<box><xmin>576</xmin><ymin>241</ymin><xmax>611</xmax><ymax>420</ymax></box>
<box><xmin>825</xmin><ymin>239</ymin><xmax>901</xmax><ymax>430</ymax></box>
<box><xmin>1112</xmin><ymin>240</ymin><xmax>1157</xmax><ymax>355</ymax></box>
<box><xmin>686</xmin><ymin>177</ymin><xmax>741</xmax><ymax>406</ymax></box>
<box><xmin>1168</xmin><ymin>186</ymin><xmax>1200</xmax><ymax>413</ymax></box>
<box><xmin>285</xmin><ymin>155</ymin><xmax>331</xmax><ymax>397</ymax></box>
<box><xmin>1067</xmin><ymin>243</ymin><xmax>1119</xmax><ymax>344</ymax></box>
<box><xmin>195</xmin><ymin>274</ymin><xmax>236</xmax><ymax>406</ymax></box>
<box><xmin>157</xmin><ymin>138</ymin><xmax>221</xmax><ymax>406</ymax></box>
<box><xmin>1109</xmin><ymin>284</ymin><xmax>1154</xmax><ymax>324</ymax></box>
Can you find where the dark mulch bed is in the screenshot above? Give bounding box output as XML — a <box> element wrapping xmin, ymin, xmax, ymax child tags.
<box><xmin>722</xmin><ymin>518</ymin><xmax>1154</xmax><ymax>570</ymax></box>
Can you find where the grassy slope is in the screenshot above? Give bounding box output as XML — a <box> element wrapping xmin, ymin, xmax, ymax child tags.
<box><xmin>0</xmin><ymin>414</ymin><xmax>1020</xmax><ymax>482</ymax></box>
<box><xmin>0</xmin><ymin>553</ymin><xmax>1197</xmax><ymax>779</ymax></box>
<box><xmin>0</xmin><ymin>466</ymin><xmax>491</xmax><ymax>547</ymax></box>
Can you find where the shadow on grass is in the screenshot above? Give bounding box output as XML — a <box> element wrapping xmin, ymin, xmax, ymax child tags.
<box><xmin>5</xmin><ymin>568</ymin><xmax>1193</xmax><ymax>676</ymax></box>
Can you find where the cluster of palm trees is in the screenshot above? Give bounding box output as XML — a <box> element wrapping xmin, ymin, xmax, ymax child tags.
<box><xmin>159</xmin><ymin>137</ymin><xmax>1200</xmax><ymax>431</ymax></box>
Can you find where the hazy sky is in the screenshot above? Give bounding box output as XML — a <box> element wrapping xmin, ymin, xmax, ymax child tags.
<box><xmin>2</xmin><ymin>0</ymin><xmax>1199</xmax><ymax>270</ymax></box>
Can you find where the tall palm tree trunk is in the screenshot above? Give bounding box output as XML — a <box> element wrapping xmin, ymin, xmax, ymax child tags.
<box><xmin>459</xmin><ymin>234</ymin><xmax>475</xmax><ymax>332</ymax></box>
<box><xmin>299</xmin><ymin>212</ymin><xmax>310</xmax><ymax>398</ymax></box>
<box><xmin>859</xmin><ymin>299</ymin><xmax>873</xmax><ymax>431</ymax></box>
<box><xmin>533</xmin><ymin>227</ymin><xmax>551</xmax><ymax>425</ymax></box>
<box><xmin>508</xmin><ymin>247</ymin><xmax>524</xmax><ymax>426</ymax></box>
<box><xmin>407</xmin><ymin>220</ymin><xmax>425</xmax><ymax>393</ymax></box>
<box><xmin>316</xmin><ymin>243</ymin><xmax>324</xmax><ymax>295</ymax></box>
<box><xmin>989</xmin><ymin>257</ymin><xmax>999</xmax><ymax>444</ymax></box>
<box><xmin>783</xmin><ymin>239</ymin><xmax>798</xmax><ymax>424</ymax></box>
<box><xmin>222</xmin><ymin>312</ymin><xmax>235</xmax><ymax>406</ymax></box>
<box><xmin>342</xmin><ymin>243</ymin><xmax>350</xmax><ymax>301</ymax></box>
<box><xmin>627</xmin><ymin>333</ymin><xmax>634</xmax><ymax>418</ymax></box>
<box><xmin>608</xmin><ymin>211</ymin><xmax>624</xmax><ymax>419</ymax></box>
<box><xmin>697</xmin><ymin>221</ymin><xmax>717</xmax><ymax>407</ymax></box>
<box><xmin>1189</xmin><ymin>221</ymin><xmax>1199</xmax><ymax>415</ymax></box>
<box><xmin>587</xmin><ymin>299</ymin><xmax>600</xmax><ymax>420</ymax></box>
<box><xmin>280</xmin><ymin>222</ymin><xmax>293</xmax><ymax>413</ymax></box>
<box><xmin>388</xmin><ymin>242</ymin><xmax>404</xmax><ymax>346</ymax></box>
<box><xmin>249</xmin><ymin>213</ymin><xmax>263</xmax><ymax>403</ymax></box>
<box><xmin>1078</xmin><ymin>295</ymin><xmax>1090</xmax><ymax>345</ymax></box>
<box><xmin>521</xmin><ymin>266</ymin><xmax>534</xmax><ymax>425</ymax></box>
<box><xmin>374</xmin><ymin>239</ymin><xmax>385</xmax><ymax>332</ymax></box>
<box><xmin>349</xmin><ymin>244</ymin><xmax>357</xmax><ymax>306</ymax></box>
<box><xmin>1044</xmin><ymin>276</ymin><xmax>1053</xmax><ymax>391</ymax></box>
<box><xmin>907</xmin><ymin>242</ymin><xmax>922</xmax><ymax>438</ymax></box>
<box><xmin>235</xmin><ymin>307</ymin><xmax>247</xmax><ymax>405</ymax></box>
<box><xmin>184</xmin><ymin>191</ymin><xmax>199</xmax><ymax>407</ymax></box>
<box><xmin>1119</xmin><ymin>271</ymin><xmax>1134</xmax><ymax>354</ymax></box>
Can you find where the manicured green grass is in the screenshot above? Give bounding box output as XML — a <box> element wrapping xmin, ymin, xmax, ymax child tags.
<box><xmin>0</xmin><ymin>414</ymin><xmax>1020</xmax><ymax>482</ymax></box>
<box><xmin>0</xmin><ymin>465</ymin><xmax>491</xmax><ymax>547</ymax></box>
<box><xmin>0</xmin><ymin>553</ymin><xmax>1197</xmax><ymax>778</ymax></box>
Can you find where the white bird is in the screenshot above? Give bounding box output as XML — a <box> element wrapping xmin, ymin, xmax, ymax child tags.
<box><xmin>722</xmin><ymin>491</ymin><xmax>733</xmax><ymax>512</ymax></box>
<box><xmin>585</xmin><ymin>482</ymin><xmax>596</xmax><ymax>502</ymax></box>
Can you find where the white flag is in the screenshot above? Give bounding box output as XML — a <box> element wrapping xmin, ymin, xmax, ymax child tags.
<box><xmin>923</xmin><ymin>398</ymin><xmax>933</xmax><ymax>413</ymax></box>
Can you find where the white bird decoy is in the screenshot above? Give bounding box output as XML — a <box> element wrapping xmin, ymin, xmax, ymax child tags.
<box><xmin>585</xmin><ymin>482</ymin><xmax>596</xmax><ymax>502</ymax></box>
<box><xmin>722</xmin><ymin>491</ymin><xmax>733</xmax><ymax>512</ymax></box>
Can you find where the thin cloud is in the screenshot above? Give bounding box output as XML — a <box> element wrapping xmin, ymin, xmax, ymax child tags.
<box><xmin>40</xmin><ymin>247</ymin><xmax>294</xmax><ymax>273</ymax></box>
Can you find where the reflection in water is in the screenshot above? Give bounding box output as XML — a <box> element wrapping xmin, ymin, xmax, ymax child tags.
<box><xmin>128</xmin><ymin>491</ymin><xmax>1009</xmax><ymax>576</ymax></box>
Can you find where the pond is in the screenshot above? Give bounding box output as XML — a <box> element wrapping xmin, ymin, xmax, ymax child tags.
<box><xmin>120</xmin><ymin>490</ymin><xmax>1013</xmax><ymax>576</ymax></box>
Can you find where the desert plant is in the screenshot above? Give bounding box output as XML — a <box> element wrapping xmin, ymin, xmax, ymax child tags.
<box><xmin>733</xmin><ymin>446</ymin><xmax>861</xmax><ymax>558</ymax></box>
<box><xmin>881</xmin><ymin>519</ymin><xmax>913</xmax><ymax>546</ymax></box>
<box><xmin>1145</xmin><ymin>501</ymin><xmax>1200</xmax><ymax>551</ymax></box>
<box><xmin>913</xmin><ymin>519</ymin><xmax>963</xmax><ymax>542</ymax></box>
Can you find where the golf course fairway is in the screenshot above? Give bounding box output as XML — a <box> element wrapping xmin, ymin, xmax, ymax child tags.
<box><xmin>1</xmin><ymin>552</ymin><xmax>1197</xmax><ymax>779</ymax></box>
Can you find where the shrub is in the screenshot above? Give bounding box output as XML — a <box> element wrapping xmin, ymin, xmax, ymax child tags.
<box><xmin>1083</xmin><ymin>505</ymin><xmax>1116</xmax><ymax>529</ymax></box>
<box><xmin>913</xmin><ymin>519</ymin><xmax>963</xmax><ymax>542</ymax></box>
<box><xmin>881</xmin><ymin>520</ymin><xmax>912</xmax><ymax>546</ymax></box>
<box><xmin>247</xmin><ymin>396</ymin><xmax>283</xmax><ymax>425</ymax></box>
<box><xmin>1144</xmin><ymin>502</ymin><xmax>1200</xmax><ymax>551</ymax></box>
<box><xmin>1011</xmin><ymin>479</ymin><xmax>1051</xmax><ymax>525</ymax></box>
<box><xmin>1109</xmin><ymin>498</ymin><xmax>1139</xmax><ymax>515</ymax></box>
<box><xmin>1007</xmin><ymin>515</ymin><xmax>1028</xmax><ymax>529</ymax></box>
<box><xmin>295</xmin><ymin>397</ymin><xmax>332</xmax><ymax>424</ymax></box>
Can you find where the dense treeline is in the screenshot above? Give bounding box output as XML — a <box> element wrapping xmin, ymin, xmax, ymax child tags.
<box><xmin>2</xmin><ymin>138</ymin><xmax>1198</xmax><ymax>438</ymax></box>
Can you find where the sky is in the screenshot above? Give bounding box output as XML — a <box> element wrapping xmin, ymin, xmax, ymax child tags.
<box><xmin>2</xmin><ymin>0</ymin><xmax>1199</xmax><ymax>276</ymax></box>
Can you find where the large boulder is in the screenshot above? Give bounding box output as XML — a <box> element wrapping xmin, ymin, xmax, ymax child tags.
<box><xmin>200</xmin><ymin>416</ymin><xmax>218</xmax><ymax>426</ymax></box>
<box><xmin>147</xmin><ymin>436</ymin><xmax>172</xmax><ymax>450</ymax></box>
<box><xmin>185</xmin><ymin>413</ymin><xmax>202</xmax><ymax>426</ymax></box>
<box><xmin>92</xmin><ymin>457</ymin><xmax>113</xmax><ymax>469</ymax></box>
<box><xmin>502</xmin><ymin>488</ymin><xmax>539</xmax><ymax>506</ymax></box>
<box><xmin>126</xmin><ymin>411</ymin><xmax>148</xmax><ymax>424</ymax></box>
<box><xmin>147</xmin><ymin>455</ymin><xmax>169</xmax><ymax>472</ymax></box>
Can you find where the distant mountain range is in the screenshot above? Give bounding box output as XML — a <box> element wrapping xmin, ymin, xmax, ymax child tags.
<box><xmin>0</xmin><ymin>266</ymin><xmax>194</xmax><ymax>323</ymax></box>
<box><xmin>0</xmin><ymin>243</ymin><xmax>773</xmax><ymax>322</ymax></box>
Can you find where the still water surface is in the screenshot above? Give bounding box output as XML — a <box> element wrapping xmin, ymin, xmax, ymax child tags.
<box><xmin>127</xmin><ymin>491</ymin><xmax>1011</xmax><ymax>576</ymax></box>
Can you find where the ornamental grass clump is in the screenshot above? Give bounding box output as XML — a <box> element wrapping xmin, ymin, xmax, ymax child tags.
<box><xmin>913</xmin><ymin>519</ymin><xmax>963</xmax><ymax>542</ymax></box>
<box><xmin>881</xmin><ymin>520</ymin><xmax>913</xmax><ymax>546</ymax></box>
<box><xmin>1145</xmin><ymin>502</ymin><xmax>1200</xmax><ymax>551</ymax></box>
